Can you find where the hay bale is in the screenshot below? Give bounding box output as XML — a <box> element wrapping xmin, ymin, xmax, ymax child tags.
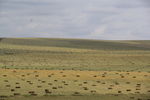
<box><xmin>118</xmin><ymin>91</ymin><xmax>122</xmax><ymax>93</ymax></box>
<box><xmin>126</xmin><ymin>89</ymin><xmax>131</xmax><ymax>92</ymax></box>
<box><xmin>6</xmin><ymin>85</ymin><xmax>11</xmax><ymax>87</ymax></box>
<box><xmin>13</xmin><ymin>93</ymin><xmax>20</xmax><ymax>96</ymax></box>
<box><xmin>52</xmin><ymin>87</ymin><xmax>57</xmax><ymax>89</ymax></box>
<box><xmin>15</xmin><ymin>86</ymin><xmax>21</xmax><ymax>89</ymax></box>
<box><xmin>11</xmin><ymin>89</ymin><xmax>15</xmax><ymax>92</ymax></box>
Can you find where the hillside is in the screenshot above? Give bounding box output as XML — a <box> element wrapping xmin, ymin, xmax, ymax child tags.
<box><xmin>0</xmin><ymin>38</ymin><xmax>150</xmax><ymax>50</ymax></box>
<box><xmin>0</xmin><ymin>38</ymin><xmax>150</xmax><ymax>100</ymax></box>
<box><xmin>0</xmin><ymin>38</ymin><xmax>150</xmax><ymax>71</ymax></box>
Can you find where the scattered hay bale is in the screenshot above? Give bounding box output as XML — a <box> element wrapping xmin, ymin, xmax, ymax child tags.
<box><xmin>62</xmin><ymin>75</ymin><xmax>66</xmax><ymax>77</ymax></box>
<box><xmin>33</xmin><ymin>71</ymin><xmax>37</xmax><ymax>73</ymax></box>
<box><xmin>35</xmin><ymin>75</ymin><xmax>39</xmax><ymax>77</ymax></box>
<box><xmin>21</xmin><ymin>75</ymin><xmax>25</xmax><ymax>77</ymax></box>
<box><xmin>4</xmin><ymin>80</ymin><xmax>8</xmax><ymax>82</ymax></box>
<box><xmin>102</xmin><ymin>75</ymin><xmax>105</xmax><ymax>77</ymax></box>
<box><xmin>37</xmin><ymin>86</ymin><xmax>42</xmax><ymax>88</ymax></box>
<box><xmin>27</xmin><ymin>81</ymin><xmax>31</xmax><ymax>83</ymax></box>
<box><xmin>118</xmin><ymin>91</ymin><xmax>122</xmax><ymax>93</ymax></box>
<box><xmin>102</xmin><ymin>82</ymin><xmax>106</xmax><ymax>84</ymax></box>
<box><xmin>136</xmin><ymin>84</ymin><xmax>141</xmax><ymax>86</ymax></box>
<box><xmin>15</xmin><ymin>82</ymin><xmax>19</xmax><ymax>85</ymax></box>
<box><xmin>144</xmin><ymin>75</ymin><xmax>148</xmax><ymax>77</ymax></box>
<box><xmin>48</xmin><ymin>75</ymin><xmax>51</xmax><ymax>77</ymax></box>
<box><xmin>126</xmin><ymin>82</ymin><xmax>130</xmax><ymax>84</ymax></box>
<box><xmin>90</xmin><ymin>90</ymin><xmax>96</xmax><ymax>93</ymax></box>
<box><xmin>6</xmin><ymin>85</ymin><xmax>11</xmax><ymax>87</ymax></box>
<box><xmin>108</xmin><ymin>87</ymin><xmax>113</xmax><ymax>90</ymax></box>
<box><xmin>0</xmin><ymin>96</ymin><xmax>7</xmax><ymax>98</ymax></box>
<box><xmin>12</xmin><ymin>70</ymin><xmax>16</xmax><ymax>73</ymax></box>
<box><xmin>51</xmin><ymin>73</ymin><xmax>54</xmax><ymax>75</ymax></box>
<box><xmin>76</xmin><ymin>75</ymin><xmax>80</xmax><ymax>77</ymax></box>
<box><xmin>135</xmin><ymin>92</ymin><xmax>140</xmax><ymax>94</ymax></box>
<box><xmin>62</xmin><ymin>81</ymin><xmax>66</xmax><ymax>83</ymax></box>
<box><xmin>126</xmin><ymin>89</ymin><xmax>131</xmax><ymax>92</ymax></box>
<box><xmin>45</xmin><ymin>89</ymin><xmax>52</xmax><ymax>94</ymax></box>
<box><xmin>115</xmin><ymin>82</ymin><xmax>119</xmax><ymax>85</ymax></box>
<box><xmin>83</xmin><ymin>87</ymin><xmax>88</xmax><ymax>90</ymax></box>
<box><xmin>41</xmin><ymin>81</ymin><xmax>46</xmax><ymax>83</ymax></box>
<box><xmin>13</xmin><ymin>93</ymin><xmax>20</xmax><ymax>96</ymax></box>
<box><xmin>83</xmin><ymin>82</ymin><xmax>88</xmax><ymax>84</ymax></box>
<box><xmin>147</xmin><ymin>90</ymin><xmax>150</xmax><ymax>92</ymax></box>
<box><xmin>28</xmin><ymin>91</ymin><xmax>37</xmax><ymax>96</ymax></box>
<box><xmin>136</xmin><ymin>88</ymin><xmax>141</xmax><ymax>90</ymax></box>
<box><xmin>11</xmin><ymin>89</ymin><xmax>15</xmax><ymax>92</ymax></box>
<box><xmin>110</xmin><ymin>85</ymin><xmax>114</xmax><ymax>87</ymax></box>
<box><xmin>28</xmin><ymin>91</ymin><xmax>35</xmax><ymax>94</ymax></box>
<box><xmin>96</xmin><ymin>81</ymin><xmax>101</xmax><ymax>83</ymax></box>
<box><xmin>73</xmin><ymin>92</ymin><xmax>80</xmax><ymax>95</ymax></box>
<box><xmin>48</xmin><ymin>83</ymin><xmax>52</xmax><ymax>85</ymax></box>
<box><xmin>93</xmin><ymin>75</ymin><xmax>97</xmax><ymax>77</ymax></box>
<box><xmin>0</xmin><ymin>95</ymin><xmax>8</xmax><ymax>100</ymax></box>
<box><xmin>64</xmin><ymin>83</ymin><xmax>69</xmax><ymax>86</ymax></box>
<box><xmin>52</xmin><ymin>87</ymin><xmax>57</xmax><ymax>89</ymax></box>
<box><xmin>15</xmin><ymin>86</ymin><xmax>21</xmax><ymax>89</ymax></box>
<box><xmin>29</xmin><ymin>82</ymin><xmax>33</xmax><ymax>85</ymax></box>
<box><xmin>3</xmin><ymin>75</ymin><xmax>7</xmax><ymax>77</ymax></box>
<box><xmin>92</xmin><ymin>84</ymin><xmax>97</xmax><ymax>86</ymax></box>
<box><xmin>133</xmin><ymin>76</ymin><xmax>136</xmax><ymax>78</ymax></box>
<box><xmin>136</xmin><ymin>84</ymin><xmax>141</xmax><ymax>88</ymax></box>
<box><xmin>54</xmin><ymin>80</ymin><xmax>58</xmax><ymax>82</ymax></box>
<box><xmin>126</xmin><ymin>73</ymin><xmax>130</xmax><ymax>75</ymax></box>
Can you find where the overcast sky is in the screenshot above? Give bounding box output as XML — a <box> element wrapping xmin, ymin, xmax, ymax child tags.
<box><xmin>0</xmin><ymin>0</ymin><xmax>150</xmax><ymax>40</ymax></box>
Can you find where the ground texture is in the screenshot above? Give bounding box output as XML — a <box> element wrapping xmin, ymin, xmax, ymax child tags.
<box><xmin>0</xmin><ymin>38</ymin><xmax>150</xmax><ymax>100</ymax></box>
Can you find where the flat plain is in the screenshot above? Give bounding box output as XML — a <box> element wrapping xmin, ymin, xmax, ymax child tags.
<box><xmin>0</xmin><ymin>38</ymin><xmax>150</xmax><ymax>100</ymax></box>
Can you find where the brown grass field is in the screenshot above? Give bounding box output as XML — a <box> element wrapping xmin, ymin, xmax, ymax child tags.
<box><xmin>0</xmin><ymin>38</ymin><xmax>150</xmax><ymax>100</ymax></box>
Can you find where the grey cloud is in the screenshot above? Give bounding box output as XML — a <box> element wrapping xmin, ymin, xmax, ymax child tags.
<box><xmin>0</xmin><ymin>0</ymin><xmax>150</xmax><ymax>40</ymax></box>
<box><xmin>115</xmin><ymin>0</ymin><xmax>147</xmax><ymax>8</ymax></box>
<box><xmin>142</xmin><ymin>0</ymin><xmax>150</xmax><ymax>7</ymax></box>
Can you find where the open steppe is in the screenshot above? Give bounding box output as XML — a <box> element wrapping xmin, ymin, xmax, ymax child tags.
<box><xmin>0</xmin><ymin>38</ymin><xmax>150</xmax><ymax>100</ymax></box>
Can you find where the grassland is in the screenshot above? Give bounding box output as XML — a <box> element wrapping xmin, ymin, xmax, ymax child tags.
<box><xmin>0</xmin><ymin>38</ymin><xmax>150</xmax><ymax>100</ymax></box>
<box><xmin>0</xmin><ymin>38</ymin><xmax>150</xmax><ymax>71</ymax></box>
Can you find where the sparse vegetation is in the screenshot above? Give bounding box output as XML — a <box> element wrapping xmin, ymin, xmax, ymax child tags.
<box><xmin>0</xmin><ymin>38</ymin><xmax>150</xmax><ymax>100</ymax></box>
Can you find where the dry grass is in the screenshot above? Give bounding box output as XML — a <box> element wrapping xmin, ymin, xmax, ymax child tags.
<box><xmin>0</xmin><ymin>69</ymin><xmax>150</xmax><ymax>98</ymax></box>
<box><xmin>0</xmin><ymin>38</ymin><xmax>150</xmax><ymax>72</ymax></box>
<box><xmin>0</xmin><ymin>38</ymin><xmax>150</xmax><ymax>100</ymax></box>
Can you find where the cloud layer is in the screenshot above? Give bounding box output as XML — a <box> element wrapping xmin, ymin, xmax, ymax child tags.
<box><xmin>0</xmin><ymin>0</ymin><xmax>150</xmax><ymax>40</ymax></box>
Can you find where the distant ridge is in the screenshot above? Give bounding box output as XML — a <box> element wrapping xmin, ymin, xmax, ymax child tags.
<box><xmin>0</xmin><ymin>38</ymin><xmax>150</xmax><ymax>50</ymax></box>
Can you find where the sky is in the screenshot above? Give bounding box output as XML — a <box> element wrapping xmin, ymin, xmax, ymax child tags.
<box><xmin>0</xmin><ymin>0</ymin><xmax>150</xmax><ymax>40</ymax></box>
